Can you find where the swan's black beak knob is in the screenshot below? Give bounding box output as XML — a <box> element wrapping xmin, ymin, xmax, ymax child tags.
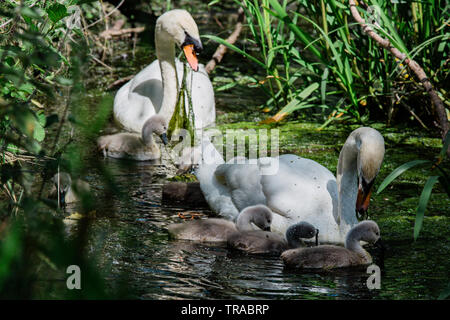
<box><xmin>263</xmin><ymin>226</ymin><xmax>271</xmax><ymax>232</ymax></box>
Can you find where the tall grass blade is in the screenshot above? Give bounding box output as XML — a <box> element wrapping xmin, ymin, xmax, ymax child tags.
<box><xmin>438</xmin><ymin>282</ymin><xmax>450</xmax><ymax>300</ymax></box>
<box><xmin>414</xmin><ymin>175</ymin><xmax>439</xmax><ymax>240</ymax></box>
<box><xmin>377</xmin><ymin>160</ymin><xmax>430</xmax><ymax>194</ymax></box>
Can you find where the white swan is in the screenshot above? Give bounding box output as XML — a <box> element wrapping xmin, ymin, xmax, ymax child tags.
<box><xmin>113</xmin><ymin>9</ymin><xmax>215</xmax><ymax>133</ymax></box>
<box><xmin>195</xmin><ymin>127</ymin><xmax>385</xmax><ymax>244</ymax></box>
<box><xmin>97</xmin><ymin>115</ymin><xmax>168</xmax><ymax>160</ymax></box>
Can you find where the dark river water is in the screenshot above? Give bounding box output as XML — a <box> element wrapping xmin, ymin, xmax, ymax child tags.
<box><xmin>36</xmin><ymin>5</ymin><xmax>450</xmax><ymax>300</ymax></box>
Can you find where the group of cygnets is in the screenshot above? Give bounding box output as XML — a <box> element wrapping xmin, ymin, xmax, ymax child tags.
<box><xmin>85</xmin><ymin>9</ymin><xmax>384</xmax><ymax>271</ymax></box>
<box><xmin>168</xmin><ymin>204</ymin><xmax>381</xmax><ymax>270</ymax></box>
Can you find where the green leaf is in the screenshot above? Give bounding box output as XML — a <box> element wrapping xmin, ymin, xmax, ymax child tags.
<box><xmin>6</xmin><ymin>144</ymin><xmax>19</xmax><ymax>154</ymax></box>
<box><xmin>273</xmin><ymin>83</ymin><xmax>319</xmax><ymax>115</ymax></box>
<box><xmin>216</xmin><ymin>82</ymin><xmax>237</xmax><ymax>92</ymax></box>
<box><xmin>208</xmin><ymin>0</ymin><xmax>221</xmax><ymax>6</ymax></box>
<box><xmin>376</xmin><ymin>160</ymin><xmax>430</xmax><ymax>194</ymax></box>
<box><xmin>36</xmin><ymin>111</ymin><xmax>47</xmax><ymax>127</ymax></box>
<box><xmin>33</xmin><ymin>121</ymin><xmax>45</xmax><ymax>142</ymax></box>
<box><xmin>0</xmin><ymin>223</ymin><xmax>22</xmax><ymax>289</ymax></box>
<box><xmin>296</xmin><ymin>82</ymin><xmax>320</xmax><ymax>100</ymax></box>
<box><xmin>414</xmin><ymin>175</ymin><xmax>439</xmax><ymax>241</ymax></box>
<box><xmin>46</xmin><ymin>3</ymin><xmax>68</xmax><ymax>24</ymax></box>
<box><xmin>33</xmin><ymin>111</ymin><xmax>46</xmax><ymax>142</ymax></box>
<box><xmin>438</xmin><ymin>282</ymin><xmax>450</xmax><ymax>300</ymax></box>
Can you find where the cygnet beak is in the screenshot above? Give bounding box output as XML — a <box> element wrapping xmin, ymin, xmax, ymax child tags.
<box><xmin>160</xmin><ymin>133</ymin><xmax>168</xmax><ymax>145</ymax></box>
<box><xmin>374</xmin><ymin>238</ymin><xmax>385</xmax><ymax>250</ymax></box>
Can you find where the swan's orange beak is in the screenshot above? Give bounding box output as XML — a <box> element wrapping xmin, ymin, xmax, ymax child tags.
<box><xmin>356</xmin><ymin>183</ymin><xmax>373</xmax><ymax>216</ymax></box>
<box><xmin>183</xmin><ymin>44</ymin><xmax>199</xmax><ymax>72</ymax></box>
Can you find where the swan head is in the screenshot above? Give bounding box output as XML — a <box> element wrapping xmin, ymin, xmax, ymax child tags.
<box><xmin>142</xmin><ymin>115</ymin><xmax>168</xmax><ymax>146</ymax></box>
<box><xmin>346</xmin><ymin>220</ymin><xmax>381</xmax><ymax>247</ymax></box>
<box><xmin>156</xmin><ymin>9</ymin><xmax>202</xmax><ymax>71</ymax></box>
<box><xmin>354</xmin><ymin>128</ymin><xmax>385</xmax><ymax>217</ymax></box>
<box><xmin>286</xmin><ymin>221</ymin><xmax>319</xmax><ymax>247</ymax></box>
<box><xmin>239</xmin><ymin>204</ymin><xmax>273</xmax><ymax>231</ymax></box>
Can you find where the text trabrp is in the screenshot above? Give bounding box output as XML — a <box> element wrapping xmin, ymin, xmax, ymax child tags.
<box><xmin>225</xmin><ymin>304</ymin><xmax>269</xmax><ymax>315</ymax></box>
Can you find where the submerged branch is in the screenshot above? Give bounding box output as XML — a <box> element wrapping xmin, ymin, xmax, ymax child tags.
<box><xmin>205</xmin><ymin>8</ymin><xmax>245</xmax><ymax>74</ymax></box>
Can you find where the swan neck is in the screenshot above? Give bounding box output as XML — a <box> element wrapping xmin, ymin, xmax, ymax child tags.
<box><xmin>155</xmin><ymin>29</ymin><xmax>179</xmax><ymax>123</ymax></box>
<box><xmin>236</xmin><ymin>210</ymin><xmax>254</xmax><ymax>232</ymax></box>
<box><xmin>285</xmin><ymin>232</ymin><xmax>302</xmax><ymax>248</ymax></box>
<box><xmin>142</xmin><ymin>128</ymin><xmax>154</xmax><ymax>147</ymax></box>
<box><xmin>345</xmin><ymin>229</ymin><xmax>364</xmax><ymax>253</ymax></box>
<box><xmin>336</xmin><ymin>141</ymin><xmax>359</xmax><ymax>233</ymax></box>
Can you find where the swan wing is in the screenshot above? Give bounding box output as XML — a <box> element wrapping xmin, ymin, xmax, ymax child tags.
<box><xmin>194</xmin><ymin>138</ymin><xmax>239</xmax><ymax>221</ymax></box>
<box><xmin>260</xmin><ymin>154</ymin><xmax>340</xmax><ymax>241</ymax></box>
<box><xmin>214</xmin><ymin>159</ymin><xmax>266</xmax><ymax>212</ymax></box>
<box><xmin>113</xmin><ymin>61</ymin><xmax>162</xmax><ymax>133</ymax></box>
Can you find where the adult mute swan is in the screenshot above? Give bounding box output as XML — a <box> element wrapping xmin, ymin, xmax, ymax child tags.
<box><xmin>195</xmin><ymin>127</ymin><xmax>385</xmax><ymax>244</ymax></box>
<box><xmin>281</xmin><ymin>220</ymin><xmax>381</xmax><ymax>269</ymax></box>
<box><xmin>113</xmin><ymin>9</ymin><xmax>215</xmax><ymax>133</ymax></box>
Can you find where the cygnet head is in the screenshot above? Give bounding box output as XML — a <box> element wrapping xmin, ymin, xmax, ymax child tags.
<box><xmin>238</xmin><ymin>205</ymin><xmax>273</xmax><ymax>232</ymax></box>
<box><xmin>142</xmin><ymin>115</ymin><xmax>168</xmax><ymax>146</ymax></box>
<box><xmin>52</xmin><ymin>172</ymin><xmax>72</xmax><ymax>194</ymax></box>
<box><xmin>286</xmin><ymin>222</ymin><xmax>319</xmax><ymax>247</ymax></box>
<box><xmin>345</xmin><ymin>220</ymin><xmax>381</xmax><ymax>248</ymax></box>
<box><xmin>352</xmin><ymin>127</ymin><xmax>385</xmax><ymax>216</ymax></box>
<box><xmin>156</xmin><ymin>9</ymin><xmax>202</xmax><ymax>71</ymax></box>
